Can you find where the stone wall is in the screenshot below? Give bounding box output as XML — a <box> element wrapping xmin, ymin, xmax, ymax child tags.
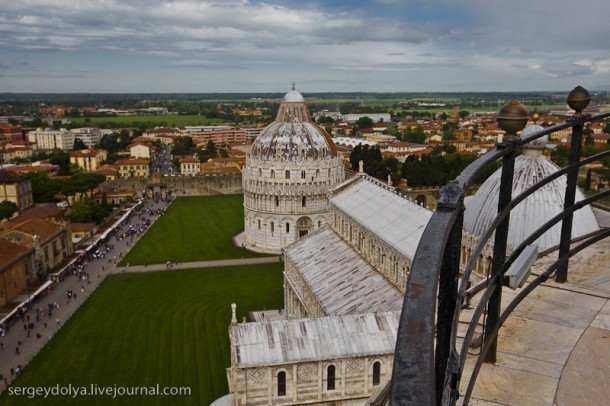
<box><xmin>98</xmin><ymin>174</ymin><xmax>243</xmax><ymax>198</ymax></box>
<box><xmin>230</xmin><ymin>356</ymin><xmax>393</xmax><ymax>405</ymax></box>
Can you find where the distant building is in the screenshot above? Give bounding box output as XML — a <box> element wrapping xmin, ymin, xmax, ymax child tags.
<box><xmin>0</xmin><ymin>170</ymin><xmax>33</xmax><ymax>210</ymax></box>
<box><xmin>179</xmin><ymin>157</ymin><xmax>201</xmax><ymax>176</ymax></box>
<box><xmin>0</xmin><ymin>123</ymin><xmax>24</xmax><ymax>145</ymax></box>
<box><xmin>191</xmin><ymin>127</ymin><xmax>247</xmax><ymax>146</ymax></box>
<box><xmin>70</xmin><ymin>148</ymin><xmax>107</xmax><ymax>172</ymax></box>
<box><xmin>27</xmin><ymin>128</ymin><xmax>74</xmax><ymax>151</ymax></box>
<box><xmin>343</xmin><ymin>113</ymin><xmax>391</xmax><ymax>123</ymax></box>
<box><xmin>0</xmin><ymin>239</ymin><xmax>34</xmax><ymax>307</ymax></box>
<box><xmin>0</xmin><ymin>217</ymin><xmax>72</xmax><ymax>279</ymax></box>
<box><xmin>128</xmin><ymin>141</ymin><xmax>156</xmax><ymax>159</ymax></box>
<box><xmin>115</xmin><ymin>158</ymin><xmax>150</xmax><ymax>178</ymax></box>
<box><xmin>70</xmin><ymin>127</ymin><xmax>101</xmax><ymax>147</ymax></box>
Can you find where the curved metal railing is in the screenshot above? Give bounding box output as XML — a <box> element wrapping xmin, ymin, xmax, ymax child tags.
<box><xmin>387</xmin><ymin>86</ymin><xmax>610</xmax><ymax>405</ymax></box>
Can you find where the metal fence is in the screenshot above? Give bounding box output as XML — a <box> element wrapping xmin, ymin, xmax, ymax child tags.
<box><xmin>386</xmin><ymin>86</ymin><xmax>610</xmax><ymax>405</ymax></box>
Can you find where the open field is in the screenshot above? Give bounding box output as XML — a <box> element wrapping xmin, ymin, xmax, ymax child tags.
<box><xmin>68</xmin><ymin>114</ymin><xmax>226</xmax><ymax>128</ymax></box>
<box><xmin>0</xmin><ymin>263</ymin><xmax>284</xmax><ymax>406</ymax></box>
<box><xmin>120</xmin><ymin>195</ymin><xmax>270</xmax><ymax>266</ymax></box>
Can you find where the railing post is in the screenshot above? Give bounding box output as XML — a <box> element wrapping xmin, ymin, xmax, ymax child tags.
<box><xmin>556</xmin><ymin>86</ymin><xmax>590</xmax><ymax>283</ymax></box>
<box><xmin>434</xmin><ymin>181</ymin><xmax>463</xmax><ymax>405</ymax></box>
<box><xmin>484</xmin><ymin>101</ymin><xmax>528</xmax><ymax>363</ymax></box>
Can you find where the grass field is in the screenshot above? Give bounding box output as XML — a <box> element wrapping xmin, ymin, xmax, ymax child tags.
<box><xmin>1</xmin><ymin>264</ymin><xmax>284</xmax><ymax>406</ymax></box>
<box><xmin>68</xmin><ymin>114</ymin><xmax>226</xmax><ymax>128</ymax></box>
<box><xmin>120</xmin><ymin>195</ymin><xmax>270</xmax><ymax>265</ymax></box>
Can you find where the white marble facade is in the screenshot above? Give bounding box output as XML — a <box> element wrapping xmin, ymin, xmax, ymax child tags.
<box><xmin>243</xmin><ymin>86</ymin><xmax>345</xmax><ymax>254</ymax></box>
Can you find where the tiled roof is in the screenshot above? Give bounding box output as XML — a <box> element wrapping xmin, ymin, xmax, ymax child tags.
<box><xmin>0</xmin><ymin>239</ymin><xmax>30</xmax><ymax>268</ymax></box>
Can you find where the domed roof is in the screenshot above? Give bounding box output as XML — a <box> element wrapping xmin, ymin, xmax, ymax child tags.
<box><xmin>521</xmin><ymin>123</ymin><xmax>548</xmax><ymax>149</ymax></box>
<box><xmin>464</xmin><ymin>130</ymin><xmax>599</xmax><ymax>251</ymax></box>
<box><xmin>250</xmin><ymin>86</ymin><xmax>337</xmax><ymax>161</ymax></box>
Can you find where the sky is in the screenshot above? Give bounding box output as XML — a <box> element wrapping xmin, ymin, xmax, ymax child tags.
<box><xmin>0</xmin><ymin>0</ymin><xmax>609</xmax><ymax>93</ymax></box>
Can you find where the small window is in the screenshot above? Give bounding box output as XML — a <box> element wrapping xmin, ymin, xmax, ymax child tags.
<box><xmin>285</xmin><ymin>170</ymin><xmax>290</xmax><ymax>179</ymax></box>
<box><xmin>286</xmin><ymin>223</ymin><xmax>290</xmax><ymax>233</ymax></box>
<box><xmin>277</xmin><ymin>371</ymin><xmax>286</xmax><ymax>396</ymax></box>
<box><xmin>259</xmin><ymin>168</ymin><xmax>262</xmax><ymax>177</ymax></box>
<box><xmin>258</xmin><ymin>219</ymin><xmax>261</xmax><ymax>230</ymax></box>
<box><xmin>275</xmin><ymin>196</ymin><xmax>279</xmax><ymax>206</ymax></box>
<box><xmin>271</xmin><ymin>222</ymin><xmax>274</xmax><ymax>233</ymax></box>
<box><xmin>301</xmin><ymin>170</ymin><xmax>306</xmax><ymax>179</ymax></box>
<box><xmin>271</xmin><ymin>169</ymin><xmax>275</xmax><ymax>178</ymax></box>
<box><xmin>302</xmin><ymin>196</ymin><xmax>306</xmax><ymax>207</ymax></box>
<box><xmin>373</xmin><ymin>361</ymin><xmax>381</xmax><ymax>386</ymax></box>
<box><xmin>327</xmin><ymin>365</ymin><xmax>335</xmax><ymax>390</ymax></box>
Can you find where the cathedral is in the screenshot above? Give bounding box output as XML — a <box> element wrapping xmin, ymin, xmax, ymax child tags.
<box><xmin>213</xmin><ymin>111</ymin><xmax>603</xmax><ymax>405</ymax></box>
<box><xmin>242</xmin><ymin>85</ymin><xmax>345</xmax><ymax>254</ymax></box>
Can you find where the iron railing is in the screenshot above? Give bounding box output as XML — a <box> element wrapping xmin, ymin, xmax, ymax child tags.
<box><xmin>385</xmin><ymin>86</ymin><xmax>610</xmax><ymax>405</ymax></box>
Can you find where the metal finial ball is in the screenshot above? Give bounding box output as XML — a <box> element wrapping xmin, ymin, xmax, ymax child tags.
<box><xmin>497</xmin><ymin>100</ymin><xmax>529</xmax><ymax>135</ymax></box>
<box><xmin>567</xmin><ymin>86</ymin><xmax>590</xmax><ymax>114</ymax></box>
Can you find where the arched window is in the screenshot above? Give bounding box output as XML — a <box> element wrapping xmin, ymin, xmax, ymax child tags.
<box><xmin>271</xmin><ymin>169</ymin><xmax>275</xmax><ymax>178</ymax></box>
<box><xmin>372</xmin><ymin>361</ymin><xmax>381</xmax><ymax>386</ymax></box>
<box><xmin>285</xmin><ymin>170</ymin><xmax>290</xmax><ymax>179</ymax></box>
<box><xmin>271</xmin><ymin>222</ymin><xmax>274</xmax><ymax>233</ymax></box>
<box><xmin>301</xmin><ymin>170</ymin><xmax>306</xmax><ymax>179</ymax></box>
<box><xmin>286</xmin><ymin>223</ymin><xmax>290</xmax><ymax>233</ymax></box>
<box><xmin>277</xmin><ymin>371</ymin><xmax>286</xmax><ymax>396</ymax></box>
<box><xmin>327</xmin><ymin>365</ymin><xmax>335</xmax><ymax>390</ymax></box>
<box><xmin>275</xmin><ymin>196</ymin><xmax>279</xmax><ymax>207</ymax></box>
<box><xmin>302</xmin><ymin>196</ymin><xmax>306</xmax><ymax>207</ymax></box>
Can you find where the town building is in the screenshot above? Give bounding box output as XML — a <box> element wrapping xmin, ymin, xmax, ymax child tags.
<box><xmin>179</xmin><ymin>157</ymin><xmax>201</xmax><ymax>176</ymax></box>
<box><xmin>191</xmin><ymin>127</ymin><xmax>247</xmax><ymax>146</ymax></box>
<box><xmin>241</xmin><ymin>86</ymin><xmax>345</xmax><ymax>254</ymax></box>
<box><xmin>128</xmin><ymin>141</ymin><xmax>156</xmax><ymax>159</ymax></box>
<box><xmin>0</xmin><ymin>123</ymin><xmax>24</xmax><ymax>145</ymax></box>
<box><xmin>70</xmin><ymin>127</ymin><xmax>101</xmax><ymax>147</ymax></box>
<box><xmin>70</xmin><ymin>148</ymin><xmax>108</xmax><ymax>172</ymax></box>
<box><xmin>0</xmin><ymin>170</ymin><xmax>33</xmax><ymax>210</ymax></box>
<box><xmin>0</xmin><ymin>239</ymin><xmax>35</xmax><ymax>307</ymax></box>
<box><xmin>343</xmin><ymin>113</ymin><xmax>391</xmax><ymax>123</ymax></box>
<box><xmin>26</xmin><ymin>128</ymin><xmax>75</xmax><ymax>151</ymax></box>
<box><xmin>0</xmin><ymin>217</ymin><xmax>72</xmax><ymax>279</ymax></box>
<box><xmin>114</xmin><ymin>158</ymin><xmax>150</xmax><ymax>178</ymax></box>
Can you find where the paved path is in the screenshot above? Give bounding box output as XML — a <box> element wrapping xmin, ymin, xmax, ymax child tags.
<box><xmin>114</xmin><ymin>256</ymin><xmax>280</xmax><ymax>273</ymax></box>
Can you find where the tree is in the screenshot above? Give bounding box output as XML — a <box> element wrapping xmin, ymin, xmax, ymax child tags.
<box><xmin>458</xmin><ymin>110</ymin><xmax>470</xmax><ymax>119</ymax></box>
<box><xmin>73</xmin><ymin>138</ymin><xmax>87</xmax><ymax>150</ymax></box>
<box><xmin>97</xmin><ymin>133</ymin><xmax>119</xmax><ymax>154</ymax></box>
<box><xmin>355</xmin><ymin>116</ymin><xmax>374</xmax><ymax>131</ymax></box>
<box><xmin>551</xmin><ymin>145</ymin><xmax>570</xmax><ymax>167</ymax></box>
<box><xmin>401</xmin><ymin>126</ymin><xmax>426</xmax><ymax>144</ymax></box>
<box><xmin>0</xmin><ymin>200</ymin><xmax>18</xmax><ymax>220</ymax></box>
<box><xmin>206</xmin><ymin>140</ymin><xmax>218</xmax><ymax>158</ymax></box>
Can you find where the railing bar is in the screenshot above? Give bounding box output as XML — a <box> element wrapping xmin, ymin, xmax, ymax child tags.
<box><xmin>462</xmin><ymin>227</ymin><xmax>610</xmax><ymax>404</ymax></box>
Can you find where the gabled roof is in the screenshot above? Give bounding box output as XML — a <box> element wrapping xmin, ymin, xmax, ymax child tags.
<box><xmin>231</xmin><ymin>311</ymin><xmax>399</xmax><ymax>367</ymax></box>
<box><xmin>286</xmin><ymin>226</ymin><xmax>403</xmax><ymax>315</ymax></box>
<box><xmin>330</xmin><ymin>175</ymin><xmax>433</xmax><ymax>260</ymax></box>
<box><xmin>0</xmin><ymin>239</ymin><xmax>30</xmax><ymax>268</ymax></box>
<box><xmin>2</xmin><ymin>218</ymin><xmax>63</xmax><ymax>241</ymax></box>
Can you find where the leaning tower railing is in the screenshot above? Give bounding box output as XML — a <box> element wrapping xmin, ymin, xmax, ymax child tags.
<box><xmin>380</xmin><ymin>86</ymin><xmax>610</xmax><ymax>405</ymax></box>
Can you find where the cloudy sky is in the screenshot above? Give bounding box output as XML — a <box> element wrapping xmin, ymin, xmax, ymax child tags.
<box><xmin>0</xmin><ymin>0</ymin><xmax>608</xmax><ymax>93</ymax></box>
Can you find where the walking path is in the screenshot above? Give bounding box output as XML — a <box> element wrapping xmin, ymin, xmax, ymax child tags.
<box><xmin>0</xmin><ymin>197</ymin><xmax>276</xmax><ymax>394</ymax></box>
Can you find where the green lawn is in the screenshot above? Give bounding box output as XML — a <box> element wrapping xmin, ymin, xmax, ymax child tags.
<box><xmin>68</xmin><ymin>114</ymin><xmax>226</xmax><ymax>128</ymax></box>
<box><xmin>1</xmin><ymin>264</ymin><xmax>284</xmax><ymax>406</ymax></box>
<box><xmin>120</xmin><ymin>195</ymin><xmax>270</xmax><ymax>265</ymax></box>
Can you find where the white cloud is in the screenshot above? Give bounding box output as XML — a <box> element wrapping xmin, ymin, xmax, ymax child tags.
<box><xmin>0</xmin><ymin>0</ymin><xmax>608</xmax><ymax>91</ymax></box>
